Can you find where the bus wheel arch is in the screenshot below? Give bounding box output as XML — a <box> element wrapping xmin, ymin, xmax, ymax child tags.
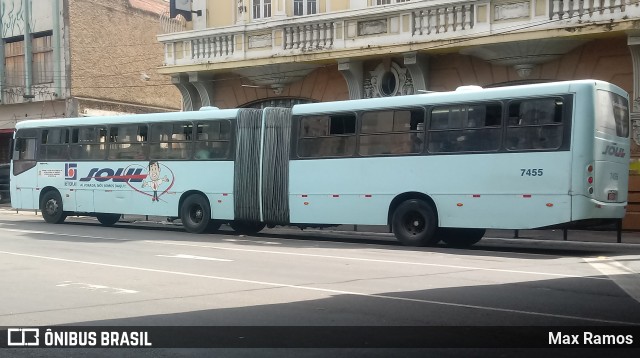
<box><xmin>388</xmin><ymin>192</ymin><xmax>439</xmax><ymax>247</ymax></box>
<box><xmin>179</xmin><ymin>191</ymin><xmax>219</xmax><ymax>234</ymax></box>
<box><xmin>40</xmin><ymin>187</ymin><xmax>67</xmax><ymax>224</ymax></box>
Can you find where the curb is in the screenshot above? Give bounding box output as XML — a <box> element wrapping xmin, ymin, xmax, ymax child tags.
<box><xmin>2</xmin><ymin>206</ymin><xmax>639</xmax><ymax>245</ymax></box>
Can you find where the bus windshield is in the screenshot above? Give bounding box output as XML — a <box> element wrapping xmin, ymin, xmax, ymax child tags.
<box><xmin>596</xmin><ymin>90</ymin><xmax>629</xmax><ymax>138</ymax></box>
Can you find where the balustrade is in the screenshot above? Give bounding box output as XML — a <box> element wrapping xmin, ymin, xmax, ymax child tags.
<box><xmin>551</xmin><ymin>0</ymin><xmax>633</xmax><ymax>19</ymax></box>
<box><xmin>412</xmin><ymin>5</ymin><xmax>474</xmax><ymax>35</ymax></box>
<box><xmin>283</xmin><ymin>22</ymin><xmax>334</xmax><ymax>51</ymax></box>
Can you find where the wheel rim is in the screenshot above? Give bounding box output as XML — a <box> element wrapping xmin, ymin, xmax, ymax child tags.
<box><xmin>45</xmin><ymin>199</ymin><xmax>59</xmax><ymax>217</ymax></box>
<box><xmin>403</xmin><ymin>211</ymin><xmax>425</xmax><ymax>236</ymax></box>
<box><xmin>189</xmin><ymin>205</ymin><xmax>203</xmax><ymax>224</ymax></box>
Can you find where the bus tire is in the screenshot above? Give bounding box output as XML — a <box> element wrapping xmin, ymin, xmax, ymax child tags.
<box><xmin>392</xmin><ymin>199</ymin><xmax>438</xmax><ymax>246</ymax></box>
<box><xmin>181</xmin><ymin>194</ymin><xmax>212</xmax><ymax>234</ymax></box>
<box><xmin>41</xmin><ymin>190</ymin><xmax>67</xmax><ymax>224</ymax></box>
<box><xmin>230</xmin><ymin>221</ymin><xmax>266</xmax><ymax>235</ymax></box>
<box><xmin>96</xmin><ymin>213</ymin><xmax>121</xmax><ymax>227</ymax></box>
<box><xmin>440</xmin><ymin>228</ymin><xmax>485</xmax><ymax>248</ymax></box>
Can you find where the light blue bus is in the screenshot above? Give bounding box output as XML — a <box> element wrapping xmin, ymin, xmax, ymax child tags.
<box><xmin>10</xmin><ymin>80</ymin><xmax>630</xmax><ymax>247</ymax></box>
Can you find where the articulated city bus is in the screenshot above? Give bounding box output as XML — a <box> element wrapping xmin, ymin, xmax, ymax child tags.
<box><xmin>10</xmin><ymin>80</ymin><xmax>630</xmax><ymax>247</ymax></box>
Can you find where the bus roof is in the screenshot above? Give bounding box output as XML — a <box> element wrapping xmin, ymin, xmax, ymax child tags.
<box><xmin>13</xmin><ymin>80</ymin><xmax>627</xmax><ymax>130</ymax></box>
<box><xmin>14</xmin><ymin>107</ymin><xmax>243</xmax><ymax>130</ymax></box>
<box><xmin>291</xmin><ymin>79</ymin><xmax>622</xmax><ymax>115</ymax></box>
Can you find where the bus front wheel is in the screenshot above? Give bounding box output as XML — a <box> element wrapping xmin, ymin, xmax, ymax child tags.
<box><xmin>96</xmin><ymin>213</ymin><xmax>121</xmax><ymax>227</ymax></box>
<box><xmin>391</xmin><ymin>199</ymin><xmax>439</xmax><ymax>246</ymax></box>
<box><xmin>181</xmin><ymin>194</ymin><xmax>213</xmax><ymax>234</ymax></box>
<box><xmin>440</xmin><ymin>228</ymin><xmax>485</xmax><ymax>248</ymax></box>
<box><xmin>41</xmin><ymin>190</ymin><xmax>67</xmax><ymax>224</ymax></box>
<box><xmin>230</xmin><ymin>221</ymin><xmax>266</xmax><ymax>235</ymax></box>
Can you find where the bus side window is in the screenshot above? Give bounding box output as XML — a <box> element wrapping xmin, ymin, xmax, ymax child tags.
<box><xmin>461</xmin><ymin>104</ymin><xmax>502</xmax><ymax>152</ymax></box>
<box><xmin>506</xmin><ymin>98</ymin><xmax>563</xmax><ymax>151</ymax></box>
<box><xmin>428</xmin><ymin>103</ymin><xmax>501</xmax><ymax>153</ymax></box>
<box><xmin>359</xmin><ymin>109</ymin><xmax>424</xmax><ymax>156</ymax></box>
<box><xmin>194</xmin><ymin>120</ymin><xmax>231</xmax><ymax>160</ymax></box>
<box><xmin>39</xmin><ymin>127</ymin><xmax>69</xmax><ymax>161</ymax></box>
<box><xmin>298</xmin><ymin>114</ymin><xmax>356</xmax><ymax>158</ymax></box>
<box><xmin>70</xmin><ymin>127</ymin><xmax>107</xmax><ymax>160</ymax></box>
<box><xmin>108</xmin><ymin>124</ymin><xmax>148</xmax><ymax>160</ymax></box>
<box><xmin>150</xmin><ymin>122</ymin><xmax>193</xmax><ymax>160</ymax></box>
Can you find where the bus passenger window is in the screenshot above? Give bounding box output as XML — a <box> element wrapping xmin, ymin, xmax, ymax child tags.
<box><xmin>108</xmin><ymin>124</ymin><xmax>148</xmax><ymax>160</ymax></box>
<box><xmin>298</xmin><ymin>113</ymin><xmax>356</xmax><ymax>158</ymax></box>
<box><xmin>39</xmin><ymin>128</ymin><xmax>69</xmax><ymax>161</ymax></box>
<box><xmin>506</xmin><ymin>98</ymin><xmax>563</xmax><ymax>151</ymax></box>
<box><xmin>359</xmin><ymin>109</ymin><xmax>424</xmax><ymax>156</ymax></box>
<box><xmin>194</xmin><ymin>120</ymin><xmax>231</xmax><ymax>160</ymax></box>
<box><xmin>330</xmin><ymin>115</ymin><xmax>356</xmax><ymax>135</ymax></box>
<box><xmin>70</xmin><ymin>127</ymin><xmax>107</xmax><ymax>160</ymax></box>
<box><xmin>150</xmin><ymin>122</ymin><xmax>193</xmax><ymax>160</ymax></box>
<box><xmin>428</xmin><ymin>103</ymin><xmax>501</xmax><ymax>153</ymax></box>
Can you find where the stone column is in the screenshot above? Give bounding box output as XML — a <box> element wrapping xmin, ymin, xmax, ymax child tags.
<box><xmin>403</xmin><ymin>52</ymin><xmax>429</xmax><ymax>93</ymax></box>
<box><xmin>189</xmin><ymin>72</ymin><xmax>215</xmax><ymax>108</ymax></box>
<box><xmin>172</xmin><ymin>74</ymin><xmax>201</xmax><ymax>111</ymax></box>
<box><xmin>627</xmin><ymin>36</ymin><xmax>640</xmax><ymax>148</ymax></box>
<box><xmin>338</xmin><ymin>60</ymin><xmax>363</xmax><ymax>100</ymax></box>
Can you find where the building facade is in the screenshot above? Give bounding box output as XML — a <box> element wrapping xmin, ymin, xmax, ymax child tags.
<box><xmin>159</xmin><ymin>0</ymin><xmax>640</xmax><ymax>228</ymax></box>
<box><xmin>0</xmin><ymin>0</ymin><xmax>181</xmax><ymax>163</ymax></box>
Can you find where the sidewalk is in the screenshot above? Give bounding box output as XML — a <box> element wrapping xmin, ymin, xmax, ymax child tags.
<box><xmin>2</xmin><ymin>203</ymin><xmax>640</xmax><ymax>245</ymax></box>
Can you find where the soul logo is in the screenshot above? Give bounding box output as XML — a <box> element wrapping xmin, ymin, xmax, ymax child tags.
<box><xmin>601</xmin><ymin>145</ymin><xmax>626</xmax><ymax>158</ymax></box>
<box><xmin>79</xmin><ymin>167</ymin><xmax>145</xmax><ymax>182</ymax></box>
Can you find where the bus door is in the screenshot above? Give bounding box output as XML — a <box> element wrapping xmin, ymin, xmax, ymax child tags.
<box><xmin>11</xmin><ymin>129</ymin><xmax>39</xmax><ymax>209</ymax></box>
<box><xmin>592</xmin><ymin>89</ymin><xmax>630</xmax><ymax>204</ymax></box>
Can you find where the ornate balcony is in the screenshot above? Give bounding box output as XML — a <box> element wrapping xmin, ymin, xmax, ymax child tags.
<box><xmin>157</xmin><ymin>0</ymin><xmax>640</xmax><ymax>73</ymax></box>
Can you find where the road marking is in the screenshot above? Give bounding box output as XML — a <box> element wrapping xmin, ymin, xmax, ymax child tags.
<box><xmin>0</xmin><ymin>249</ymin><xmax>636</xmax><ymax>325</ymax></box>
<box><xmin>223</xmin><ymin>238</ymin><xmax>280</xmax><ymax>245</ymax></box>
<box><xmin>156</xmin><ymin>254</ymin><xmax>232</xmax><ymax>262</ymax></box>
<box><xmin>0</xmin><ymin>226</ymin><xmax>610</xmax><ymax>281</ymax></box>
<box><xmin>148</xmin><ymin>240</ymin><xmax>610</xmax><ymax>281</ymax></box>
<box><xmin>0</xmin><ymin>227</ymin><xmax>130</xmax><ymax>241</ymax></box>
<box><xmin>584</xmin><ymin>257</ymin><xmax>640</xmax><ymax>304</ymax></box>
<box><xmin>56</xmin><ymin>281</ymin><xmax>138</xmax><ymax>294</ymax></box>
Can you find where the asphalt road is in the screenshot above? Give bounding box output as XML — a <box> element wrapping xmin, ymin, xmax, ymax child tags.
<box><xmin>1</xmin><ymin>210</ymin><xmax>640</xmax><ymax>357</ymax></box>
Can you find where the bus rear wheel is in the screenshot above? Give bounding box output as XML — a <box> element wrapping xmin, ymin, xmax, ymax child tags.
<box><xmin>181</xmin><ymin>194</ymin><xmax>213</xmax><ymax>234</ymax></box>
<box><xmin>230</xmin><ymin>221</ymin><xmax>266</xmax><ymax>235</ymax></box>
<box><xmin>391</xmin><ymin>199</ymin><xmax>438</xmax><ymax>246</ymax></box>
<box><xmin>41</xmin><ymin>190</ymin><xmax>67</xmax><ymax>224</ymax></box>
<box><xmin>439</xmin><ymin>228</ymin><xmax>485</xmax><ymax>248</ymax></box>
<box><xmin>96</xmin><ymin>213</ymin><xmax>121</xmax><ymax>227</ymax></box>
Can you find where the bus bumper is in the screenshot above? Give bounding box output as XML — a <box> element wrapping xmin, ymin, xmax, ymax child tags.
<box><xmin>571</xmin><ymin>195</ymin><xmax>627</xmax><ymax>222</ymax></box>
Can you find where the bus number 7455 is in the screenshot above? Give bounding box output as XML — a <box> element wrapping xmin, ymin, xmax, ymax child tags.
<box><xmin>521</xmin><ymin>169</ymin><xmax>544</xmax><ymax>176</ymax></box>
